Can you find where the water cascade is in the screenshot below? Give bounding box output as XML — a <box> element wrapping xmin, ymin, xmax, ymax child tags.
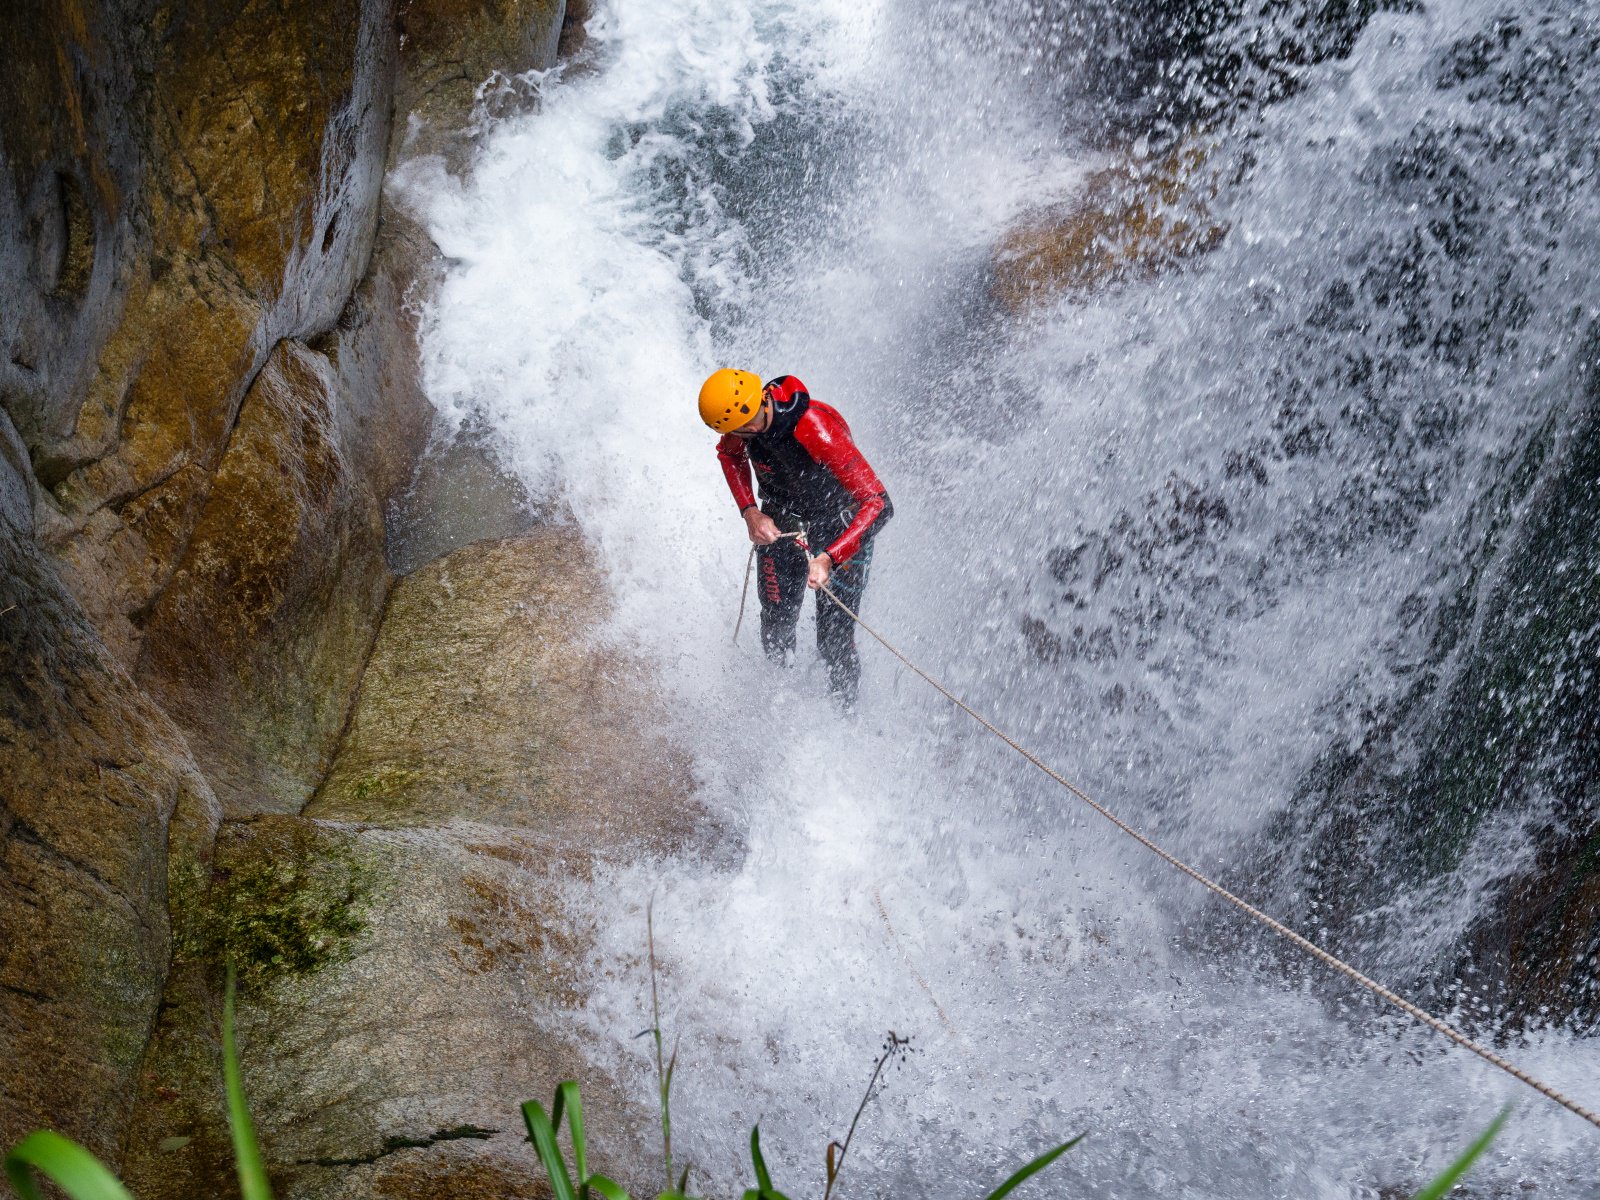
<box><xmin>399</xmin><ymin>0</ymin><xmax>1600</xmax><ymax>1194</ymax></box>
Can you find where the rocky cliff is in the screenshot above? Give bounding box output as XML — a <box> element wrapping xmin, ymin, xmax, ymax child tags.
<box><xmin>0</xmin><ymin>0</ymin><xmax>594</xmax><ymax>1179</ymax></box>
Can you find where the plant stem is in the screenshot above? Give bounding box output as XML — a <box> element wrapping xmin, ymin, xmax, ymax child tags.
<box><xmin>823</xmin><ymin>1032</ymin><xmax>909</xmax><ymax>1200</ymax></box>
<box><xmin>648</xmin><ymin>901</ymin><xmax>673</xmax><ymax>1193</ymax></box>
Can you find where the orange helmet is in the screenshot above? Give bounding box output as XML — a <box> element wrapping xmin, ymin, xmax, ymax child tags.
<box><xmin>698</xmin><ymin>368</ymin><xmax>763</xmax><ymax>433</ymax></box>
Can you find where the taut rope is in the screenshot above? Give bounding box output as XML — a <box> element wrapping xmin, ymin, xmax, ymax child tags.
<box><xmin>799</xmin><ymin>579</ymin><xmax>1600</xmax><ymax>1132</ymax></box>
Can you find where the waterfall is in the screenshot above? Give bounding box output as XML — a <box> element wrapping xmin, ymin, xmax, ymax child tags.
<box><xmin>397</xmin><ymin>0</ymin><xmax>1600</xmax><ymax>1193</ymax></box>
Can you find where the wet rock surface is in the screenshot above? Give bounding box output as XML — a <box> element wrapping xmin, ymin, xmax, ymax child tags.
<box><xmin>0</xmin><ymin>468</ymin><xmax>221</xmax><ymax>1161</ymax></box>
<box><xmin>309</xmin><ymin>530</ymin><xmax>701</xmax><ymax>851</ymax></box>
<box><xmin>5</xmin><ymin>0</ymin><xmax>398</xmax><ymax>666</ymax></box>
<box><xmin>393</xmin><ymin>0</ymin><xmax>568</xmax><ymax>162</ymax></box>
<box><xmin>384</xmin><ymin>436</ymin><xmax>541</xmax><ymax>575</ymax></box>
<box><xmin>1257</xmin><ymin>343</ymin><xmax>1600</xmax><ymax>1031</ymax></box>
<box><xmin>991</xmin><ymin>131</ymin><xmax>1227</xmax><ymax>311</ymax></box>
<box><xmin>134</xmin><ymin>216</ymin><xmax>436</xmax><ymax>818</ymax></box>
<box><xmin>123</xmin><ymin>530</ymin><xmax>699</xmax><ymax>1198</ymax></box>
<box><xmin>124</xmin><ymin>817</ymin><xmax>626</xmax><ymax>1200</ymax></box>
<box><xmin>0</xmin><ymin>0</ymin><xmax>588</xmax><ymax>1174</ymax></box>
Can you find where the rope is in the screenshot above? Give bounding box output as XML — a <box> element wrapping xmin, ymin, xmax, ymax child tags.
<box><xmin>872</xmin><ymin>884</ymin><xmax>965</xmax><ymax>1047</ymax></box>
<box><xmin>732</xmin><ymin>531</ymin><xmax>807</xmax><ymax>645</ymax></box>
<box><xmin>813</xmin><ymin>581</ymin><xmax>1600</xmax><ymax>1132</ymax></box>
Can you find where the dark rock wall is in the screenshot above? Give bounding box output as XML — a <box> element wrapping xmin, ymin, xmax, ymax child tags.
<box><xmin>1</xmin><ymin>0</ymin><xmax>569</xmax><ymax>1165</ymax></box>
<box><xmin>1258</xmin><ymin>329</ymin><xmax>1600</xmax><ymax>1031</ymax></box>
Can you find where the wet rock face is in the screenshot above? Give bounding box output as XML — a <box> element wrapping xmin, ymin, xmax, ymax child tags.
<box><xmin>0</xmin><ymin>0</ymin><xmax>575</xmax><ymax>703</ymax></box>
<box><xmin>0</xmin><ymin>0</ymin><xmax>563</xmax><ymax>821</ymax></box>
<box><xmin>122</xmin><ymin>532</ymin><xmax>699</xmax><ymax>1199</ymax></box>
<box><xmin>309</xmin><ymin>530</ymin><xmax>704</xmax><ymax>854</ymax></box>
<box><xmin>384</xmin><ymin>436</ymin><xmax>540</xmax><ymax>574</ymax></box>
<box><xmin>1033</xmin><ymin>0</ymin><xmax>1419</xmax><ymax>135</ymax></box>
<box><xmin>0</xmin><ymin>0</ymin><xmax>401</xmax><ymax>1161</ymax></box>
<box><xmin>0</xmin><ymin>0</ymin><xmax>564</xmax><ymax>1169</ymax></box>
<box><xmin>1</xmin><ymin>0</ymin><xmax>398</xmax><ymax>665</ymax></box>
<box><xmin>0</xmin><ymin>478</ymin><xmax>222</xmax><ymax>1162</ymax></box>
<box><xmin>395</xmin><ymin>0</ymin><xmax>566</xmax><ymax>140</ymax></box>
<box><xmin>1259</xmin><ymin>353</ymin><xmax>1600</xmax><ymax>1031</ymax></box>
<box><xmin>134</xmin><ymin>213</ymin><xmax>436</xmax><ymax>818</ymax></box>
<box><xmin>134</xmin><ymin>340</ymin><xmax>389</xmax><ymax>814</ymax></box>
<box><xmin>126</xmin><ymin>819</ymin><xmax>621</xmax><ymax>1200</ymax></box>
<box><xmin>991</xmin><ymin>132</ymin><xmax>1227</xmax><ymax>311</ymax></box>
<box><xmin>988</xmin><ymin>0</ymin><xmax>1421</xmax><ymax>310</ymax></box>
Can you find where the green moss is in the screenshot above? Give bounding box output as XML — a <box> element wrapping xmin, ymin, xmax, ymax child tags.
<box><xmin>346</xmin><ymin>764</ymin><xmax>419</xmax><ymax>804</ymax></box>
<box><xmin>175</xmin><ymin>817</ymin><xmax>377</xmax><ymax>989</ymax></box>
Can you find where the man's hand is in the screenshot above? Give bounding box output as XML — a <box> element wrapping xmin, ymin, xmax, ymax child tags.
<box><xmin>743</xmin><ymin>507</ymin><xmax>782</xmax><ymax>545</ymax></box>
<box><xmin>807</xmin><ymin>552</ymin><xmax>833</xmax><ymax>591</ymax></box>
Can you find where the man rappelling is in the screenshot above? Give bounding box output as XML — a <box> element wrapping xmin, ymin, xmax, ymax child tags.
<box><xmin>700</xmin><ymin>369</ymin><xmax>893</xmax><ymax>709</ymax></box>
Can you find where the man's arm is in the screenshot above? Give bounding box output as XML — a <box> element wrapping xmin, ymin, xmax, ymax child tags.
<box><xmin>718</xmin><ymin>434</ymin><xmax>783</xmax><ymax>545</ymax></box>
<box><xmin>793</xmin><ymin>403</ymin><xmax>893</xmax><ymax>565</ymax></box>
<box><xmin>716</xmin><ymin>434</ymin><xmax>758</xmax><ymax>512</ymax></box>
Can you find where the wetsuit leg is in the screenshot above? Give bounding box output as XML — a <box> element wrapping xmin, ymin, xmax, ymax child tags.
<box><xmin>816</xmin><ymin>533</ymin><xmax>874</xmax><ymax>710</ymax></box>
<box><xmin>756</xmin><ymin>515</ymin><xmax>807</xmax><ymax>665</ymax></box>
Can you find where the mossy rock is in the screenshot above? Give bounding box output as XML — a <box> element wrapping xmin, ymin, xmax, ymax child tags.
<box><xmin>174</xmin><ymin>815</ymin><xmax>380</xmax><ymax>990</ymax></box>
<box><xmin>125</xmin><ymin>821</ymin><xmax>650</xmax><ymax>1200</ymax></box>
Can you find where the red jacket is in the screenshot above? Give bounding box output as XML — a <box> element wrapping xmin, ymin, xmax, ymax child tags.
<box><xmin>716</xmin><ymin>375</ymin><xmax>892</xmax><ymax>565</ymax></box>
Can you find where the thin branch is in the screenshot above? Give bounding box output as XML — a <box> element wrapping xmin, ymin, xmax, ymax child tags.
<box><xmin>823</xmin><ymin>1032</ymin><xmax>911</xmax><ymax>1200</ymax></box>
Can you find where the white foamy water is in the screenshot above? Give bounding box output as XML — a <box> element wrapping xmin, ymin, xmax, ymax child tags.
<box><xmin>397</xmin><ymin>0</ymin><xmax>1600</xmax><ymax>1193</ymax></box>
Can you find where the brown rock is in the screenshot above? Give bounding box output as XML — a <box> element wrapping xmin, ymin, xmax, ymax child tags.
<box><xmin>133</xmin><ymin>338</ymin><xmax>392</xmax><ymax>816</ymax></box>
<box><xmin>123</xmin><ymin>816</ymin><xmax>648</xmax><ymax>1200</ymax></box>
<box><xmin>1</xmin><ymin>0</ymin><xmax>649</xmax><ymax>1180</ymax></box>
<box><xmin>557</xmin><ymin>0</ymin><xmax>594</xmax><ymax>62</ymax></box>
<box><xmin>392</xmin><ymin>0</ymin><xmax>567</xmax><ymax>162</ymax></box>
<box><xmin>0</xmin><ymin>502</ymin><xmax>222</xmax><ymax>1163</ymax></box>
<box><xmin>123</xmin><ymin>198</ymin><xmax>432</xmax><ymax>821</ymax></box>
<box><xmin>372</xmin><ymin>1145</ymin><xmax>553</xmax><ymax>1199</ymax></box>
<box><xmin>308</xmin><ymin>531</ymin><xmax>704</xmax><ymax>854</ymax></box>
<box><xmin>4</xmin><ymin>0</ymin><xmax>398</xmax><ymax>666</ymax></box>
<box><xmin>992</xmin><ymin>132</ymin><xmax>1229</xmax><ymax>312</ymax></box>
<box><xmin>120</xmin><ymin>530</ymin><xmax>706</xmax><ymax>1197</ymax></box>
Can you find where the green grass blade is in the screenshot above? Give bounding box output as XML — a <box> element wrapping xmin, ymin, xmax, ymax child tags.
<box><xmin>981</xmin><ymin>1134</ymin><xmax>1085</xmax><ymax>1200</ymax></box>
<box><xmin>584</xmin><ymin>1173</ymin><xmax>630</xmax><ymax>1200</ymax></box>
<box><xmin>223</xmin><ymin>967</ymin><xmax>273</xmax><ymax>1200</ymax></box>
<box><xmin>749</xmin><ymin>1126</ymin><xmax>774</xmax><ymax>1193</ymax></box>
<box><xmin>522</xmin><ymin>1101</ymin><xmax>579</xmax><ymax>1200</ymax></box>
<box><xmin>558</xmin><ymin>1082</ymin><xmax>589</xmax><ymax>1183</ymax></box>
<box><xmin>743</xmin><ymin>1128</ymin><xmax>795</xmax><ymax>1200</ymax></box>
<box><xmin>3</xmin><ymin>1130</ymin><xmax>136</xmax><ymax>1200</ymax></box>
<box><xmin>1409</xmin><ymin>1108</ymin><xmax>1511</xmax><ymax>1200</ymax></box>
